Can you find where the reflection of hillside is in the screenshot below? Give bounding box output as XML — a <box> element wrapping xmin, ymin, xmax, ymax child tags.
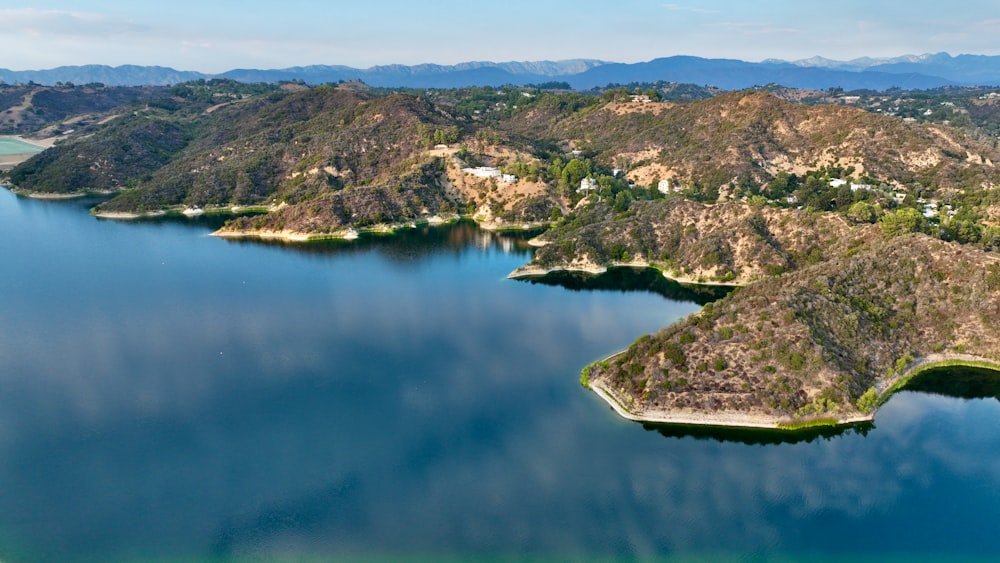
<box><xmin>901</xmin><ymin>366</ymin><xmax>1000</xmax><ymax>401</ymax></box>
<box><xmin>522</xmin><ymin>267</ymin><xmax>732</xmax><ymax>305</ymax></box>
<box><xmin>221</xmin><ymin>220</ymin><xmax>534</xmax><ymax>263</ymax></box>
<box><xmin>644</xmin><ymin>366</ymin><xmax>1000</xmax><ymax>445</ymax></box>
<box><xmin>644</xmin><ymin>420</ymin><xmax>873</xmax><ymax>445</ymax></box>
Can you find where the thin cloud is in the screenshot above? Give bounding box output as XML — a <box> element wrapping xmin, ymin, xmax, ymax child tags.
<box><xmin>972</xmin><ymin>18</ymin><xmax>1000</xmax><ymax>31</ymax></box>
<box><xmin>857</xmin><ymin>20</ymin><xmax>881</xmax><ymax>32</ymax></box>
<box><xmin>709</xmin><ymin>21</ymin><xmax>802</xmax><ymax>35</ymax></box>
<box><xmin>0</xmin><ymin>8</ymin><xmax>148</xmax><ymax>37</ymax></box>
<box><xmin>663</xmin><ymin>3</ymin><xmax>720</xmax><ymax>14</ymax></box>
<box><xmin>180</xmin><ymin>40</ymin><xmax>214</xmax><ymax>50</ymax></box>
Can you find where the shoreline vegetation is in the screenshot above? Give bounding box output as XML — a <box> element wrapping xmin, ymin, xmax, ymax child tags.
<box><xmin>588</xmin><ymin>352</ymin><xmax>1000</xmax><ymax>430</ymax></box>
<box><xmin>507</xmin><ymin>261</ymin><xmax>744</xmax><ymax>288</ymax></box>
<box><xmin>211</xmin><ymin>215</ymin><xmax>551</xmax><ymax>241</ymax></box>
<box><xmin>560</xmin><ymin>256</ymin><xmax>1000</xmax><ymax>431</ymax></box>
<box><xmin>3</xmin><ymin>182</ymin><xmax>555</xmax><ymax>236</ymax></box>
<box><xmin>1</xmin><ymin>187</ymin><xmax>552</xmax><ymax>239</ymax></box>
<box><xmin>578</xmin><ymin>234</ymin><xmax>1000</xmax><ymax>432</ymax></box>
<box><xmin>521</xmin><ymin>211</ymin><xmax>1000</xmax><ymax>432</ymax></box>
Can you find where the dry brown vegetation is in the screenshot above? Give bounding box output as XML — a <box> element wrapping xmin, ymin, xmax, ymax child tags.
<box><xmin>521</xmin><ymin>198</ymin><xmax>881</xmax><ymax>284</ymax></box>
<box><xmin>544</xmin><ymin>91</ymin><xmax>1000</xmax><ymax>191</ymax></box>
<box><xmin>587</xmin><ymin>235</ymin><xmax>1000</xmax><ymax>422</ymax></box>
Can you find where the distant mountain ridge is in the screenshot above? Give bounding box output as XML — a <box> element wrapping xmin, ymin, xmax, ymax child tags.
<box><xmin>3</xmin><ymin>53</ymin><xmax>1000</xmax><ymax>90</ymax></box>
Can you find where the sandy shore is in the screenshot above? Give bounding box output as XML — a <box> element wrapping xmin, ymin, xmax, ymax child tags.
<box><xmin>212</xmin><ymin>229</ymin><xmax>357</xmax><ymax>242</ymax></box>
<box><xmin>212</xmin><ymin>214</ymin><xmax>465</xmax><ymax>241</ymax></box>
<box><xmin>93</xmin><ymin>210</ymin><xmax>167</xmax><ymax>219</ymax></box>
<box><xmin>590</xmin><ymin>352</ymin><xmax>1000</xmax><ymax>430</ymax></box>
<box><xmin>477</xmin><ymin>220</ymin><xmax>552</xmax><ymax>232</ymax></box>
<box><xmin>507</xmin><ymin>264</ymin><xmax>607</xmax><ymax>278</ymax></box>
<box><xmin>591</xmin><ymin>378</ymin><xmax>873</xmax><ymax>429</ymax></box>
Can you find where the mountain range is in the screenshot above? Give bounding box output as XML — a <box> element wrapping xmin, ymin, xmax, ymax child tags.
<box><xmin>3</xmin><ymin>53</ymin><xmax>1000</xmax><ymax>90</ymax></box>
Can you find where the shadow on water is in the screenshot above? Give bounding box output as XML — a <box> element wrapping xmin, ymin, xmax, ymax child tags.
<box><xmin>105</xmin><ymin>208</ymin><xmax>268</xmax><ymax>230</ymax></box>
<box><xmin>901</xmin><ymin>366</ymin><xmax>1000</xmax><ymax>401</ymax></box>
<box><xmin>523</xmin><ymin>267</ymin><xmax>733</xmax><ymax>305</ymax></box>
<box><xmin>220</xmin><ymin>220</ymin><xmax>535</xmax><ymax>262</ymax></box>
<box><xmin>642</xmin><ymin>421</ymin><xmax>874</xmax><ymax>445</ymax></box>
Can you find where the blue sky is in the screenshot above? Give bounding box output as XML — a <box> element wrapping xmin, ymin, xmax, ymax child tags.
<box><xmin>4</xmin><ymin>1</ymin><xmax>1000</xmax><ymax>72</ymax></box>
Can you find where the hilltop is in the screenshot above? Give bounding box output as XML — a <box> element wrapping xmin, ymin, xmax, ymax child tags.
<box><xmin>523</xmin><ymin>90</ymin><xmax>1000</xmax><ymax>195</ymax></box>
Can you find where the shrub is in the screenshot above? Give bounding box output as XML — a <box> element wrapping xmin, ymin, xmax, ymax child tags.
<box><xmin>856</xmin><ymin>387</ymin><xmax>879</xmax><ymax>412</ymax></box>
<box><xmin>663</xmin><ymin>342</ymin><xmax>687</xmax><ymax>367</ymax></box>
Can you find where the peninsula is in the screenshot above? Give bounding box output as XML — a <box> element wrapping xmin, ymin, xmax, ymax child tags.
<box><xmin>579</xmin><ymin>235</ymin><xmax>1000</xmax><ymax>428</ymax></box>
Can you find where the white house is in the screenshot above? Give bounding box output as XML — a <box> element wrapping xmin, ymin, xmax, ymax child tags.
<box><xmin>829</xmin><ymin>179</ymin><xmax>848</xmax><ymax>188</ymax></box>
<box><xmin>578</xmin><ymin>178</ymin><xmax>598</xmax><ymax>192</ymax></box>
<box><xmin>462</xmin><ymin>166</ymin><xmax>501</xmax><ymax>178</ymax></box>
<box><xmin>461</xmin><ymin>167</ymin><xmax>517</xmax><ymax>183</ymax></box>
<box><xmin>922</xmin><ymin>201</ymin><xmax>939</xmax><ymax>218</ymax></box>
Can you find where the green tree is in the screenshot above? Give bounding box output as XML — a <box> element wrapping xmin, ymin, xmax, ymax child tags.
<box><xmin>561</xmin><ymin>158</ymin><xmax>591</xmax><ymax>188</ymax></box>
<box><xmin>847</xmin><ymin>201</ymin><xmax>879</xmax><ymax>224</ymax></box>
<box><xmin>941</xmin><ymin>219</ymin><xmax>982</xmax><ymax>244</ymax></box>
<box><xmin>766</xmin><ymin>171</ymin><xmax>798</xmax><ymax>200</ymax></box>
<box><xmin>879</xmin><ymin>207</ymin><xmax>930</xmax><ymax>237</ymax></box>
<box><xmin>613</xmin><ymin>191</ymin><xmax>633</xmax><ymax>212</ymax></box>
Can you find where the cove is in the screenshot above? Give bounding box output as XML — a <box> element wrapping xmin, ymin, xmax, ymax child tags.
<box><xmin>2</xmin><ymin>189</ymin><xmax>1000</xmax><ymax>562</ymax></box>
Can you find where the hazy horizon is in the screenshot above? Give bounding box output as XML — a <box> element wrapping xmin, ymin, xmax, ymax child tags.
<box><xmin>4</xmin><ymin>1</ymin><xmax>1000</xmax><ymax>73</ymax></box>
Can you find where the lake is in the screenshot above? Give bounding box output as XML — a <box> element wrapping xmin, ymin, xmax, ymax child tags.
<box><xmin>1</xmin><ymin>188</ymin><xmax>999</xmax><ymax>562</ymax></box>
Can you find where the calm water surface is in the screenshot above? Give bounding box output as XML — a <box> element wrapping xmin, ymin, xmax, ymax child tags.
<box><xmin>1</xmin><ymin>189</ymin><xmax>999</xmax><ymax>562</ymax></box>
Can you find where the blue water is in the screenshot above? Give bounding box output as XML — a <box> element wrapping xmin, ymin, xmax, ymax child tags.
<box><xmin>1</xmin><ymin>189</ymin><xmax>999</xmax><ymax>562</ymax></box>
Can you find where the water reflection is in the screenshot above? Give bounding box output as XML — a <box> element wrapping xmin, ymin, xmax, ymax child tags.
<box><xmin>901</xmin><ymin>366</ymin><xmax>1000</xmax><ymax>401</ymax></box>
<box><xmin>522</xmin><ymin>267</ymin><xmax>733</xmax><ymax>305</ymax></box>
<box><xmin>643</xmin><ymin>421</ymin><xmax>874</xmax><ymax>445</ymax></box>
<box><xmin>222</xmin><ymin>220</ymin><xmax>535</xmax><ymax>262</ymax></box>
